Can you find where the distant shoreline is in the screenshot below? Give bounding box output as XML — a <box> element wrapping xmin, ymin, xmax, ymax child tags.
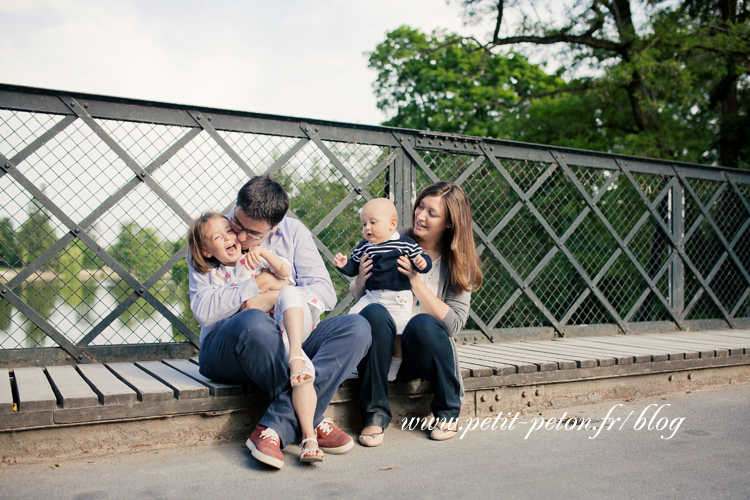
<box><xmin>0</xmin><ymin>267</ymin><xmax>173</xmax><ymax>282</ymax></box>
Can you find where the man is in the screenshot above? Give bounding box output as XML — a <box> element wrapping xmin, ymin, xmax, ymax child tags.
<box><xmin>189</xmin><ymin>176</ymin><xmax>371</xmax><ymax>469</ymax></box>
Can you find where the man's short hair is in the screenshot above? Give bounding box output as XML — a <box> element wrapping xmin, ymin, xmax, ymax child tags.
<box><xmin>236</xmin><ymin>176</ymin><xmax>289</xmax><ymax>226</ymax></box>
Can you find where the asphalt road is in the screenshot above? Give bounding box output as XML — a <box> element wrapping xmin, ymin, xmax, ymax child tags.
<box><xmin>1</xmin><ymin>383</ymin><xmax>749</xmax><ymax>500</ymax></box>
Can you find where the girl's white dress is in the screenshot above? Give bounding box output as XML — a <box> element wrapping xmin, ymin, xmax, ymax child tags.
<box><xmin>209</xmin><ymin>254</ymin><xmax>323</xmax><ymax>378</ymax></box>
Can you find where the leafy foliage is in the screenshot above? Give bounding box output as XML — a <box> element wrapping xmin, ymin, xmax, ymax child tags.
<box><xmin>0</xmin><ymin>217</ymin><xmax>21</xmax><ymax>268</ymax></box>
<box><xmin>109</xmin><ymin>221</ymin><xmax>169</xmax><ymax>280</ymax></box>
<box><xmin>369</xmin><ymin>26</ymin><xmax>566</xmax><ymax>138</ymax></box>
<box><xmin>16</xmin><ymin>199</ymin><xmax>57</xmax><ymax>266</ymax></box>
<box><xmin>369</xmin><ymin>1</ymin><xmax>749</xmax><ymax>167</ymax></box>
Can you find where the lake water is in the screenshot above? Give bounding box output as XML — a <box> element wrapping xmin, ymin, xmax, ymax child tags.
<box><xmin>0</xmin><ymin>277</ymin><xmax>195</xmax><ymax>349</ymax></box>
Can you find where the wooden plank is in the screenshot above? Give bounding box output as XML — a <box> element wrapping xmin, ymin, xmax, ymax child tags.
<box><xmin>681</xmin><ymin>330</ymin><xmax>750</xmax><ymax>340</ymax></box>
<box><xmin>565</xmin><ymin>338</ymin><xmax>654</xmax><ymax>363</ymax></box>
<box><xmin>135</xmin><ymin>361</ymin><xmax>209</xmax><ymax>400</ymax></box>
<box><xmin>676</xmin><ymin>332</ymin><xmax>750</xmax><ymax>354</ymax></box>
<box><xmin>458</xmin><ymin>348</ymin><xmax>543</xmax><ymax>372</ymax></box>
<box><xmin>621</xmin><ymin>336</ymin><xmax>714</xmax><ymax>358</ymax></box>
<box><xmin>517</xmin><ymin>341</ymin><xmax>616</xmax><ymax>367</ymax></box>
<box><xmin>107</xmin><ymin>362</ymin><xmax>174</xmax><ymax>402</ymax></box>
<box><xmin>697</xmin><ymin>331</ymin><xmax>750</xmax><ymax>342</ymax></box>
<box><xmin>550</xmin><ymin>339</ymin><xmax>637</xmax><ymax>364</ymax></box>
<box><xmin>655</xmin><ymin>333</ymin><xmax>741</xmax><ymax>354</ymax></box>
<box><xmin>625</xmin><ymin>335</ymin><xmax>721</xmax><ymax>358</ymax></box>
<box><xmin>457</xmin><ymin>355</ymin><xmax>515</xmax><ymax>377</ymax></box>
<box><xmin>462</xmin><ymin>352</ymin><xmax>750</xmax><ymax>392</ymax></box>
<box><xmin>580</xmin><ymin>337</ymin><xmax>685</xmax><ymax>361</ymax></box>
<box><xmin>655</xmin><ymin>331</ymin><xmax>745</xmax><ymax>342</ymax></box>
<box><xmin>77</xmin><ymin>364</ymin><xmax>137</xmax><ymax>405</ymax></box>
<box><xmin>590</xmin><ymin>339</ymin><xmax>673</xmax><ymax>361</ymax></box>
<box><xmin>457</xmin><ymin>346</ymin><xmax>542</xmax><ymax>373</ymax></box>
<box><xmin>46</xmin><ymin>365</ymin><xmax>99</xmax><ymax>409</ymax></box>
<box><xmin>458</xmin><ymin>347</ymin><xmax>538</xmax><ymax>372</ymax></box>
<box><xmin>474</xmin><ymin>343</ymin><xmax>578</xmax><ymax>370</ymax></box>
<box><xmin>53</xmin><ymin>394</ymin><xmax>261</xmax><ymax>425</ymax></box>
<box><xmin>13</xmin><ymin>367</ymin><xmax>57</xmax><ymax>411</ymax></box>
<box><xmin>463</xmin><ymin>344</ymin><xmax>565</xmax><ymax>371</ymax></box>
<box><xmin>457</xmin><ymin>352</ymin><xmax>518</xmax><ymax>376</ymax></box>
<box><xmin>454</xmin><ymin>359</ymin><xmax>495</xmax><ymax>378</ymax></box>
<box><xmin>680</xmin><ymin>331</ymin><xmax>750</xmax><ymax>347</ymax></box>
<box><xmin>162</xmin><ymin>359</ymin><xmax>244</xmax><ymax>397</ymax></box>
<box><xmin>0</xmin><ymin>368</ymin><xmax>14</xmax><ymax>413</ymax></box>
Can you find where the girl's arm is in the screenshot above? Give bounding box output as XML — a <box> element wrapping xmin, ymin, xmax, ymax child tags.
<box><xmin>247</xmin><ymin>246</ymin><xmax>292</xmax><ymax>280</ymax></box>
<box><xmin>189</xmin><ymin>259</ymin><xmax>260</xmax><ymax>327</ymax></box>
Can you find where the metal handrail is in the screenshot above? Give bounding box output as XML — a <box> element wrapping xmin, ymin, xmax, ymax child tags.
<box><xmin>1</xmin><ymin>84</ymin><xmax>748</xmax><ymax>366</ymax></box>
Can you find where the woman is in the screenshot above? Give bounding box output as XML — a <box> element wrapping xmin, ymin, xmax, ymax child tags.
<box><xmin>354</xmin><ymin>182</ymin><xmax>483</xmax><ymax>446</ymax></box>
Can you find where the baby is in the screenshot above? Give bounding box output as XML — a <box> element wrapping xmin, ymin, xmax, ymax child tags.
<box><xmin>334</xmin><ymin>198</ymin><xmax>432</xmax><ymax>381</ymax></box>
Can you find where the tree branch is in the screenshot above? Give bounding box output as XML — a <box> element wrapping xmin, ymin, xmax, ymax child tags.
<box><xmin>492</xmin><ymin>0</ymin><xmax>503</xmax><ymax>44</ymax></box>
<box><xmin>488</xmin><ymin>32</ymin><xmax>623</xmax><ymax>52</ymax></box>
<box><xmin>526</xmin><ymin>84</ymin><xmax>592</xmax><ymax>99</ymax></box>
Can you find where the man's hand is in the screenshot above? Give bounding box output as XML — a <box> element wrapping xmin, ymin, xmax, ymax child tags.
<box><xmin>254</xmin><ymin>268</ymin><xmax>290</xmax><ymax>291</ymax></box>
<box><xmin>239</xmin><ymin>289</ymin><xmax>280</xmax><ymax>314</ymax></box>
<box><xmin>333</xmin><ymin>253</ymin><xmax>347</xmax><ymax>269</ymax></box>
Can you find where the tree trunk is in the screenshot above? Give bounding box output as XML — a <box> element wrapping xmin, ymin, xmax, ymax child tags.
<box><xmin>716</xmin><ymin>0</ymin><xmax>740</xmax><ymax>168</ymax></box>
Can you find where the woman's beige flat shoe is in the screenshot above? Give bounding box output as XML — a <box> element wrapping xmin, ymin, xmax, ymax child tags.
<box><xmin>358</xmin><ymin>430</ymin><xmax>384</xmax><ymax>447</ymax></box>
<box><xmin>430</xmin><ymin>423</ymin><xmax>458</xmax><ymax>441</ymax></box>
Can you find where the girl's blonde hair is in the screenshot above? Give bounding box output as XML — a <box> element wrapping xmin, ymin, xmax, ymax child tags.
<box><xmin>405</xmin><ymin>182</ymin><xmax>483</xmax><ymax>293</ymax></box>
<box><xmin>187</xmin><ymin>212</ymin><xmax>225</xmax><ymax>274</ymax></box>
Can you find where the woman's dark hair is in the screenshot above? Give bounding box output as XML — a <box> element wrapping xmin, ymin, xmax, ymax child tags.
<box><xmin>236</xmin><ymin>176</ymin><xmax>289</xmax><ymax>227</ymax></box>
<box><xmin>406</xmin><ymin>182</ymin><xmax>483</xmax><ymax>293</ymax></box>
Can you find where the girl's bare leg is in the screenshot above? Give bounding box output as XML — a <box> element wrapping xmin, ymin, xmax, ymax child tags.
<box><xmin>284</xmin><ymin>307</ymin><xmax>320</xmax><ymax>458</ymax></box>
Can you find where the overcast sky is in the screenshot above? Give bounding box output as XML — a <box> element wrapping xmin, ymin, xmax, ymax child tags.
<box><xmin>0</xmin><ymin>0</ymin><xmax>496</xmax><ymax>126</ymax></box>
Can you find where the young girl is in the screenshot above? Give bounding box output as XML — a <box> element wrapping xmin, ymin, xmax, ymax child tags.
<box><xmin>187</xmin><ymin>212</ymin><xmax>324</xmax><ymax>463</ymax></box>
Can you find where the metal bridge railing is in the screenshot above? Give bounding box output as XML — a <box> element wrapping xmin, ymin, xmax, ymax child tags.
<box><xmin>1</xmin><ymin>84</ymin><xmax>749</xmax><ymax>366</ymax></box>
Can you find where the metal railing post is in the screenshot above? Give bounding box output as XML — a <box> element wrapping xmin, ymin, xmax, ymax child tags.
<box><xmin>671</xmin><ymin>179</ymin><xmax>685</xmax><ymax>318</ymax></box>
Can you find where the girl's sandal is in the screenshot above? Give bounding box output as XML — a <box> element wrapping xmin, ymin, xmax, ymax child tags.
<box><xmin>300</xmin><ymin>437</ymin><xmax>324</xmax><ymax>463</ymax></box>
<box><xmin>289</xmin><ymin>356</ymin><xmax>314</xmax><ymax>388</ymax></box>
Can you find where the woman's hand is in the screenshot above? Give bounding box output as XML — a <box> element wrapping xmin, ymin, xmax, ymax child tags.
<box><xmin>397</xmin><ymin>254</ymin><xmax>419</xmax><ymax>283</ymax></box>
<box><xmin>400</xmin><ymin>254</ymin><xmax>450</xmax><ymax>322</ymax></box>
<box><xmin>358</xmin><ymin>254</ymin><xmax>373</xmax><ymax>282</ymax></box>
<box><xmin>350</xmin><ymin>254</ymin><xmax>372</xmax><ymax>300</ymax></box>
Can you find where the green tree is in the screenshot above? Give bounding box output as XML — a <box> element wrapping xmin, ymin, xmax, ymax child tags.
<box><xmin>110</xmin><ymin>221</ymin><xmax>168</xmax><ymax>280</ymax></box>
<box><xmin>371</xmin><ymin>1</ymin><xmax>749</xmax><ymax>167</ymax></box>
<box><xmin>16</xmin><ymin>198</ymin><xmax>58</xmax><ymax>266</ymax></box>
<box><xmin>0</xmin><ymin>217</ymin><xmax>21</xmax><ymax>268</ymax></box>
<box><xmin>56</xmin><ymin>239</ymin><xmax>83</xmax><ymax>279</ymax></box>
<box><xmin>74</xmin><ymin>238</ymin><xmax>101</xmax><ymax>270</ymax></box>
<box><xmin>369</xmin><ymin>26</ymin><xmax>566</xmax><ymax>138</ymax></box>
<box><xmin>170</xmin><ymin>236</ymin><xmax>189</xmax><ymax>288</ymax></box>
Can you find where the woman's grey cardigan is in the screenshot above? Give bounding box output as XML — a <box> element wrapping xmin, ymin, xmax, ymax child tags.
<box><xmin>431</xmin><ymin>259</ymin><xmax>471</xmax><ymax>404</ymax></box>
